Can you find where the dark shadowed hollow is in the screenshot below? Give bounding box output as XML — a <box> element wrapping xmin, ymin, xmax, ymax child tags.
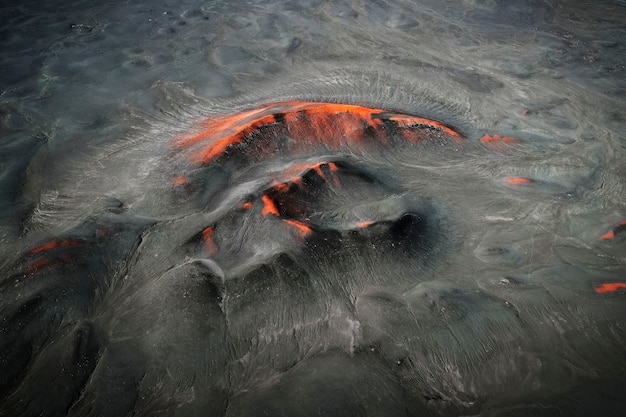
<box><xmin>1</xmin><ymin>1</ymin><xmax>625</xmax><ymax>416</ymax></box>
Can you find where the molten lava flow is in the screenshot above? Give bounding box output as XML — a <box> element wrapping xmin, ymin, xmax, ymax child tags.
<box><xmin>261</xmin><ymin>195</ymin><xmax>280</xmax><ymax>216</ymax></box>
<box><xmin>594</xmin><ymin>282</ymin><xmax>626</xmax><ymax>294</ymax></box>
<box><xmin>171</xmin><ymin>101</ymin><xmax>463</xmax><ymax>166</ymax></box>
<box><xmin>283</xmin><ymin>219</ymin><xmax>313</xmax><ymax>237</ymax></box>
<box><xmin>600</xmin><ymin>220</ymin><xmax>626</xmax><ymax>240</ymax></box>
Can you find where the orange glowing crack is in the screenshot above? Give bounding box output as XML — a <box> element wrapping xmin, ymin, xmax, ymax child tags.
<box><xmin>601</xmin><ymin>230</ymin><xmax>615</xmax><ymax>240</ymax></box>
<box><xmin>202</xmin><ymin>226</ymin><xmax>218</xmax><ymax>255</ymax></box>
<box><xmin>356</xmin><ymin>221</ymin><xmax>374</xmax><ymax>228</ymax></box>
<box><xmin>505</xmin><ymin>177</ymin><xmax>532</xmax><ymax>185</ymax></box>
<box><xmin>30</xmin><ymin>239</ymin><xmax>84</xmax><ymax>255</ymax></box>
<box><xmin>481</xmin><ymin>134</ymin><xmax>517</xmax><ymax>144</ymax></box>
<box><xmin>261</xmin><ymin>195</ymin><xmax>280</xmax><ymax>216</ymax></box>
<box><xmin>172</xmin><ymin>101</ymin><xmax>463</xmax><ymax>165</ymax></box>
<box><xmin>601</xmin><ymin>220</ymin><xmax>626</xmax><ymax>240</ymax></box>
<box><xmin>172</xmin><ymin>175</ymin><xmax>188</xmax><ymax>186</ymax></box>
<box><xmin>594</xmin><ymin>282</ymin><xmax>626</xmax><ymax>294</ymax></box>
<box><xmin>283</xmin><ymin>219</ymin><xmax>312</xmax><ymax>236</ymax></box>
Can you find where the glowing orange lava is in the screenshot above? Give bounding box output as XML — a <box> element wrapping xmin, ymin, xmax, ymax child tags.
<box><xmin>283</xmin><ymin>219</ymin><xmax>313</xmax><ymax>237</ymax></box>
<box><xmin>594</xmin><ymin>282</ymin><xmax>626</xmax><ymax>294</ymax></box>
<box><xmin>261</xmin><ymin>195</ymin><xmax>280</xmax><ymax>216</ymax></box>
<box><xmin>601</xmin><ymin>230</ymin><xmax>616</xmax><ymax>240</ymax></box>
<box><xmin>172</xmin><ymin>101</ymin><xmax>463</xmax><ymax>166</ymax></box>
<box><xmin>481</xmin><ymin>134</ymin><xmax>517</xmax><ymax>152</ymax></box>
<box><xmin>505</xmin><ymin>177</ymin><xmax>532</xmax><ymax>185</ymax></box>
<box><xmin>600</xmin><ymin>220</ymin><xmax>626</xmax><ymax>240</ymax></box>
<box><xmin>481</xmin><ymin>134</ymin><xmax>516</xmax><ymax>144</ymax></box>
